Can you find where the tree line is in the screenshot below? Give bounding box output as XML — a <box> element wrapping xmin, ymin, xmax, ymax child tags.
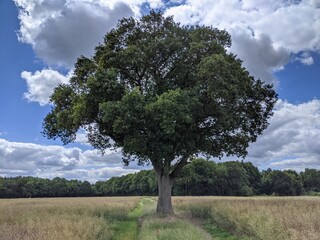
<box><xmin>1</xmin><ymin>159</ymin><xmax>320</xmax><ymax>198</ymax></box>
<box><xmin>96</xmin><ymin>159</ymin><xmax>320</xmax><ymax>197</ymax></box>
<box><xmin>0</xmin><ymin>177</ymin><xmax>94</xmax><ymax>198</ymax></box>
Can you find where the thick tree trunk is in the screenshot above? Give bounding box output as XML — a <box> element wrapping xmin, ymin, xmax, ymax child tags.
<box><xmin>155</xmin><ymin>170</ymin><xmax>174</xmax><ymax>215</ymax></box>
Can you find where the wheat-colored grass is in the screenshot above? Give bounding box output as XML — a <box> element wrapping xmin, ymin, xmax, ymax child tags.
<box><xmin>173</xmin><ymin>196</ymin><xmax>320</xmax><ymax>240</ymax></box>
<box><xmin>0</xmin><ymin>197</ymin><xmax>139</xmax><ymax>240</ymax></box>
<box><xmin>2</xmin><ymin>196</ymin><xmax>319</xmax><ymax>240</ymax></box>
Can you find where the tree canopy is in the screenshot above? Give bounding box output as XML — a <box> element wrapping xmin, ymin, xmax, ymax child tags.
<box><xmin>43</xmin><ymin>11</ymin><xmax>277</xmax><ymax>214</ymax></box>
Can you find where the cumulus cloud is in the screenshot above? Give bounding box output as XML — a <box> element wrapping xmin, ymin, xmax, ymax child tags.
<box><xmin>145</xmin><ymin>0</ymin><xmax>165</xmax><ymax>9</ymax></box>
<box><xmin>301</xmin><ymin>56</ymin><xmax>314</xmax><ymax>65</ymax></box>
<box><xmin>253</xmin><ymin>2</ymin><xmax>320</xmax><ymax>53</ymax></box>
<box><xmin>0</xmin><ymin>138</ymin><xmax>138</xmax><ymax>182</ymax></box>
<box><xmin>165</xmin><ymin>0</ymin><xmax>320</xmax><ymax>84</ymax></box>
<box><xmin>83</xmin><ymin>149</ymin><xmax>123</xmax><ymax>166</ymax></box>
<box><xmin>17</xmin><ymin>0</ymin><xmax>319</xmax><ymax>105</ymax></box>
<box><xmin>294</xmin><ymin>52</ymin><xmax>314</xmax><ymax>65</ymax></box>
<box><xmin>21</xmin><ymin>69</ymin><xmax>69</xmax><ymax>106</ymax></box>
<box><xmin>14</xmin><ymin>0</ymin><xmax>134</xmax><ymax>67</ymax></box>
<box><xmin>0</xmin><ymin>139</ymin><xmax>82</xmax><ymax>171</ymax></box>
<box><xmin>166</xmin><ymin>0</ymin><xmax>320</xmax><ymax>53</ymax></box>
<box><xmin>244</xmin><ymin>99</ymin><xmax>320</xmax><ymax>171</ymax></box>
<box><xmin>75</xmin><ymin>129</ymin><xmax>90</xmax><ymax>146</ymax></box>
<box><xmin>33</xmin><ymin>167</ymin><xmax>139</xmax><ymax>183</ymax></box>
<box><xmin>230</xmin><ymin>32</ymin><xmax>290</xmax><ymax>86</ymax></box>
<box><xmin>14</xmin><ymin>0</ymin><xmax>172</xmax><ymax>67</ymax></box>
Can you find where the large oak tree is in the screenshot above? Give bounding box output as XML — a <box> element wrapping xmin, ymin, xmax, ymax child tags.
<box><xmin>43</xmin><ymin>11</ymin><xmax>277</xmax><ymax>215</ymax></box>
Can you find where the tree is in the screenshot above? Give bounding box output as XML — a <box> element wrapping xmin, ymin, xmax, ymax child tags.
<box><xmin>301</xmin><ymin>169</ymin><xmax>320</xmax><ymax>193</ymax></box>
<box><xmin>43</xmin><ymin>11</ymin><xmax>277</xmax><ymax>215</ymax></box>
<box><xmin>216</xmin><ymin>161</ymin><xmax>254</xmax><ymax>196</ymax></box>
<box><xmin>240</xmin><ymin>161</ymin><xmax>262</xmax><ymax>194</ymax></box>
<box><xmin>261</xmin><ymin>170</ymin><xmax>303</xmax><ymax>196</ymax></box>
<box><xmin>174</xmin><ymin>158</ymin><xmax>216</xmax><ymax>196</ymax></box>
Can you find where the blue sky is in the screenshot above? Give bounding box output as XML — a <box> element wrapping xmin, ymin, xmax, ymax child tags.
<box><xmin>0</xmin><ymin>0</ymin><xmax>320</xmax><ymax>182</ymax></box>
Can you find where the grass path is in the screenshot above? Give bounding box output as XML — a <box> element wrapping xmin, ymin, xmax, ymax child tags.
<box><xmin>111</xmin><ymin>198</ymin><xmax>157</xmax><ymax>240</ymax></box>
<box><xmin>112</xmin><ymin>197</ymin><xmax>243</xmax><ymax>240</ymax></box>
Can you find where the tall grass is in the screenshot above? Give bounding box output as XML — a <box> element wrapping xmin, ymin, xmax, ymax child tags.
<box><xmin>0</xmin><ymin>197</ymin><xmax>139</xmax><ymax>240</ymax></box>
<box><xmin>173</xmin><ymin>196</ymin><xmax>320</xmax><ymax>240</ymax></box>
<box><xmin>138</xmin><ymin>215</ymin><xmax>212</xmax><ymax>240</ymax></box>
<box><xmin>2</xmin><ymin>196</ymin><xmax>319</xmax><ymax>240</ymax></box>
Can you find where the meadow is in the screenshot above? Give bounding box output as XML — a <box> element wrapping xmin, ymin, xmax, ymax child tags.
<box><xmin>173</xmin><ymin>196</ymin><xmax>320</xmax><ymax>240</ymax></box>
<box><xmin>0</xmin><ymin>197</ymin><xmax>139</xmax><ymax>240</ymax></box>
<box><xmin>0</xmin><ymin>196</ymin><xmax>319</xmax><ymax>239</ymax></box>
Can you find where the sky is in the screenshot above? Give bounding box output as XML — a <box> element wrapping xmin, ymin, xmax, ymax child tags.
<box><xmin>0</xmin><ymin>0</ymin><xmax>319</xmax><ymax>182</ymax></box>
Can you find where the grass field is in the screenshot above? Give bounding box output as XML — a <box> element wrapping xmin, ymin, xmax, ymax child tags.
<box><xmin>1</xmin><ymin>196</ymin><xmax>319</xmax><ymax>239</ymax></box>
<box><xmin>173</xmin><ymin>196</ymin><xmax>320</xmax><ymax>240</ymax></box>
<box><xmin>0</xmin><ymin>197</ymin><xmax>139</xmax><ymax>240</ymax></box>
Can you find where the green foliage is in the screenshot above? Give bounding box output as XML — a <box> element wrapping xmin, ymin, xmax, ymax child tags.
<box><xmin>174</xmin><ymin>159</ymin><xmax>258</xmax><ymax>196</ymax></box>
<box><xmin>306</xmin><ymin>191</ymin><xmax>320</xmax><ymax>196</ymax></box>
<box><xmin>95</xmin><ymin>170</ymin><xmax>157</xmax><ymax>196</ymax></box>
<box><xmin>261</xmin><ymin>169</ymin><xmax>304</xmax><ymax>196</ymax></box>
<box><xmin>203</xmin><ymin>223</ymin><xmax>249</xmax><ymax>240</ymax></box>
<box><xmin>301</xmin><ymin>168</ymin><xmax>320</xmax><ymax>192</ymax></box>
<box><xmin>0</xmin><ymin>176</ymin><xmax>95</xmax><ymax>198</ymax></box>
<box><xmin>43</xmin><ymin>11</ymin><xmax>277</xmax><ymax>173</ymax></box>
<box><xmin>138</xmin><ymin>217</ymin><xmax>211</xmax><ymax>240</ymax></box>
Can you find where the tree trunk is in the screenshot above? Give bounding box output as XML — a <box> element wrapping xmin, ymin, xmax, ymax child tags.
<box><xmin>155</xmin><ymin>170</ymin><xmax>174</xmax><ymax>215</ymax></box>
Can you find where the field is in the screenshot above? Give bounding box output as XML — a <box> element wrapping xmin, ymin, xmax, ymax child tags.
<box><xmin>0</xmin><ymin>197</ymin><xmax>139</xmax><ymax>240</ymax></box>
<box><xmin>173</xmin><ymin>196</ymin><xmax>320</xmax><ymax>240</ymax></box>
<box><xmin>0</xmin><ymin>196</ymin><xmax>319</xmax><ymax>240</ymax></box>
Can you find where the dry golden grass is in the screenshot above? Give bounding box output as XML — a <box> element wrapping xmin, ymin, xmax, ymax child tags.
<box><xmin>173</xmin><ymin>196</ymin><xmax>320</xmax><ymax>240</ymax></box>
<box><xmin>0</xmin><ymin>197</ymin><xmax>139</xmax><ymax>240</ymax></box>
<box><xmin>2</xmin><ymin>196</ymin><xmax>319</xmax><ymax>240</ymax></box>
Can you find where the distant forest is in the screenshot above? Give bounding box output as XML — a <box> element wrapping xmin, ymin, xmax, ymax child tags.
<box><xmin>1</xmin><ymin>159</ymin><xmax>320</xmax><ymax>198</ymax></box>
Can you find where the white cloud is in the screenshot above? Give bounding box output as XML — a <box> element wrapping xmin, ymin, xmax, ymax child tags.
<box><xmin>230</xmin><ymin>32</ymin><xmax>290</xmax><ymax>86</ymax></box>
<box><xmin>33</xmin><ymin>167</ymin><xmax>139</xmax><ymax>183</ymax></box>
<box><xmin>0</xmin><ymin>138</ymin><xmax>138</xmax><ymax>182</ymax></box>
<box><xmin>75</xmin><ymin>129</ymin><xmax>90</xmax><ymax>146</ymax></box>
<box><xmin>147</xmin><ymin>0</ymin><xmax>165</xmax><ymax>9</ymax></box>
<box><xmin>0</xmin><ymin>138</ymin><xmax>82</xmax><ymax>171</ymax></box>
<box><xmin>182</xmin><ymin>0</ymin><xmax>320</xmax><ymax>53</ymax></box>
<box><xmin>245</xmin><ymin>99</ymin><xmax>320</xmax><ymax>171</ymax></box>
<box><xmin>253</xmin><ymin>2</ymin><xmax>320</xmax><ymax>53</ymax></box>
<box><xmin>21</xmin><ymin>69</ymin><xmax>69</xmax><ymax>106</ymax></box>
<box><xmin>14</xmin><ymin>0</ymin><xmax>134</xmax><ymax>68</ymax></box>
<box><xmin>165</xmin><ymin>0</ymin><xmax>320</xmax><ymax>84</ymax></box>
<box><xmin>301</xmin><ymin>56</ymin><xmax>314</xmax><ymax>65</ymax></box>
<box><xmin>82</xmin><ymin>149</ymin><xmax>123</xmax><ymax>166</ymax></box>
<box><xmin>270</xmin><ymin>157</ymin><xmax>320</xmax><ymax>172</ymax></box>
<box><xmin>294</xmin><ymin>52</ymin><xmax>314</xmax><ymax>65</ymax></box>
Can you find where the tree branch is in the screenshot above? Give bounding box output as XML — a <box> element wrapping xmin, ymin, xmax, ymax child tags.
<box><xmin>170</xmin><ymin>155</ymin><xmax>190</xmax><ymax>178</ymax></box>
